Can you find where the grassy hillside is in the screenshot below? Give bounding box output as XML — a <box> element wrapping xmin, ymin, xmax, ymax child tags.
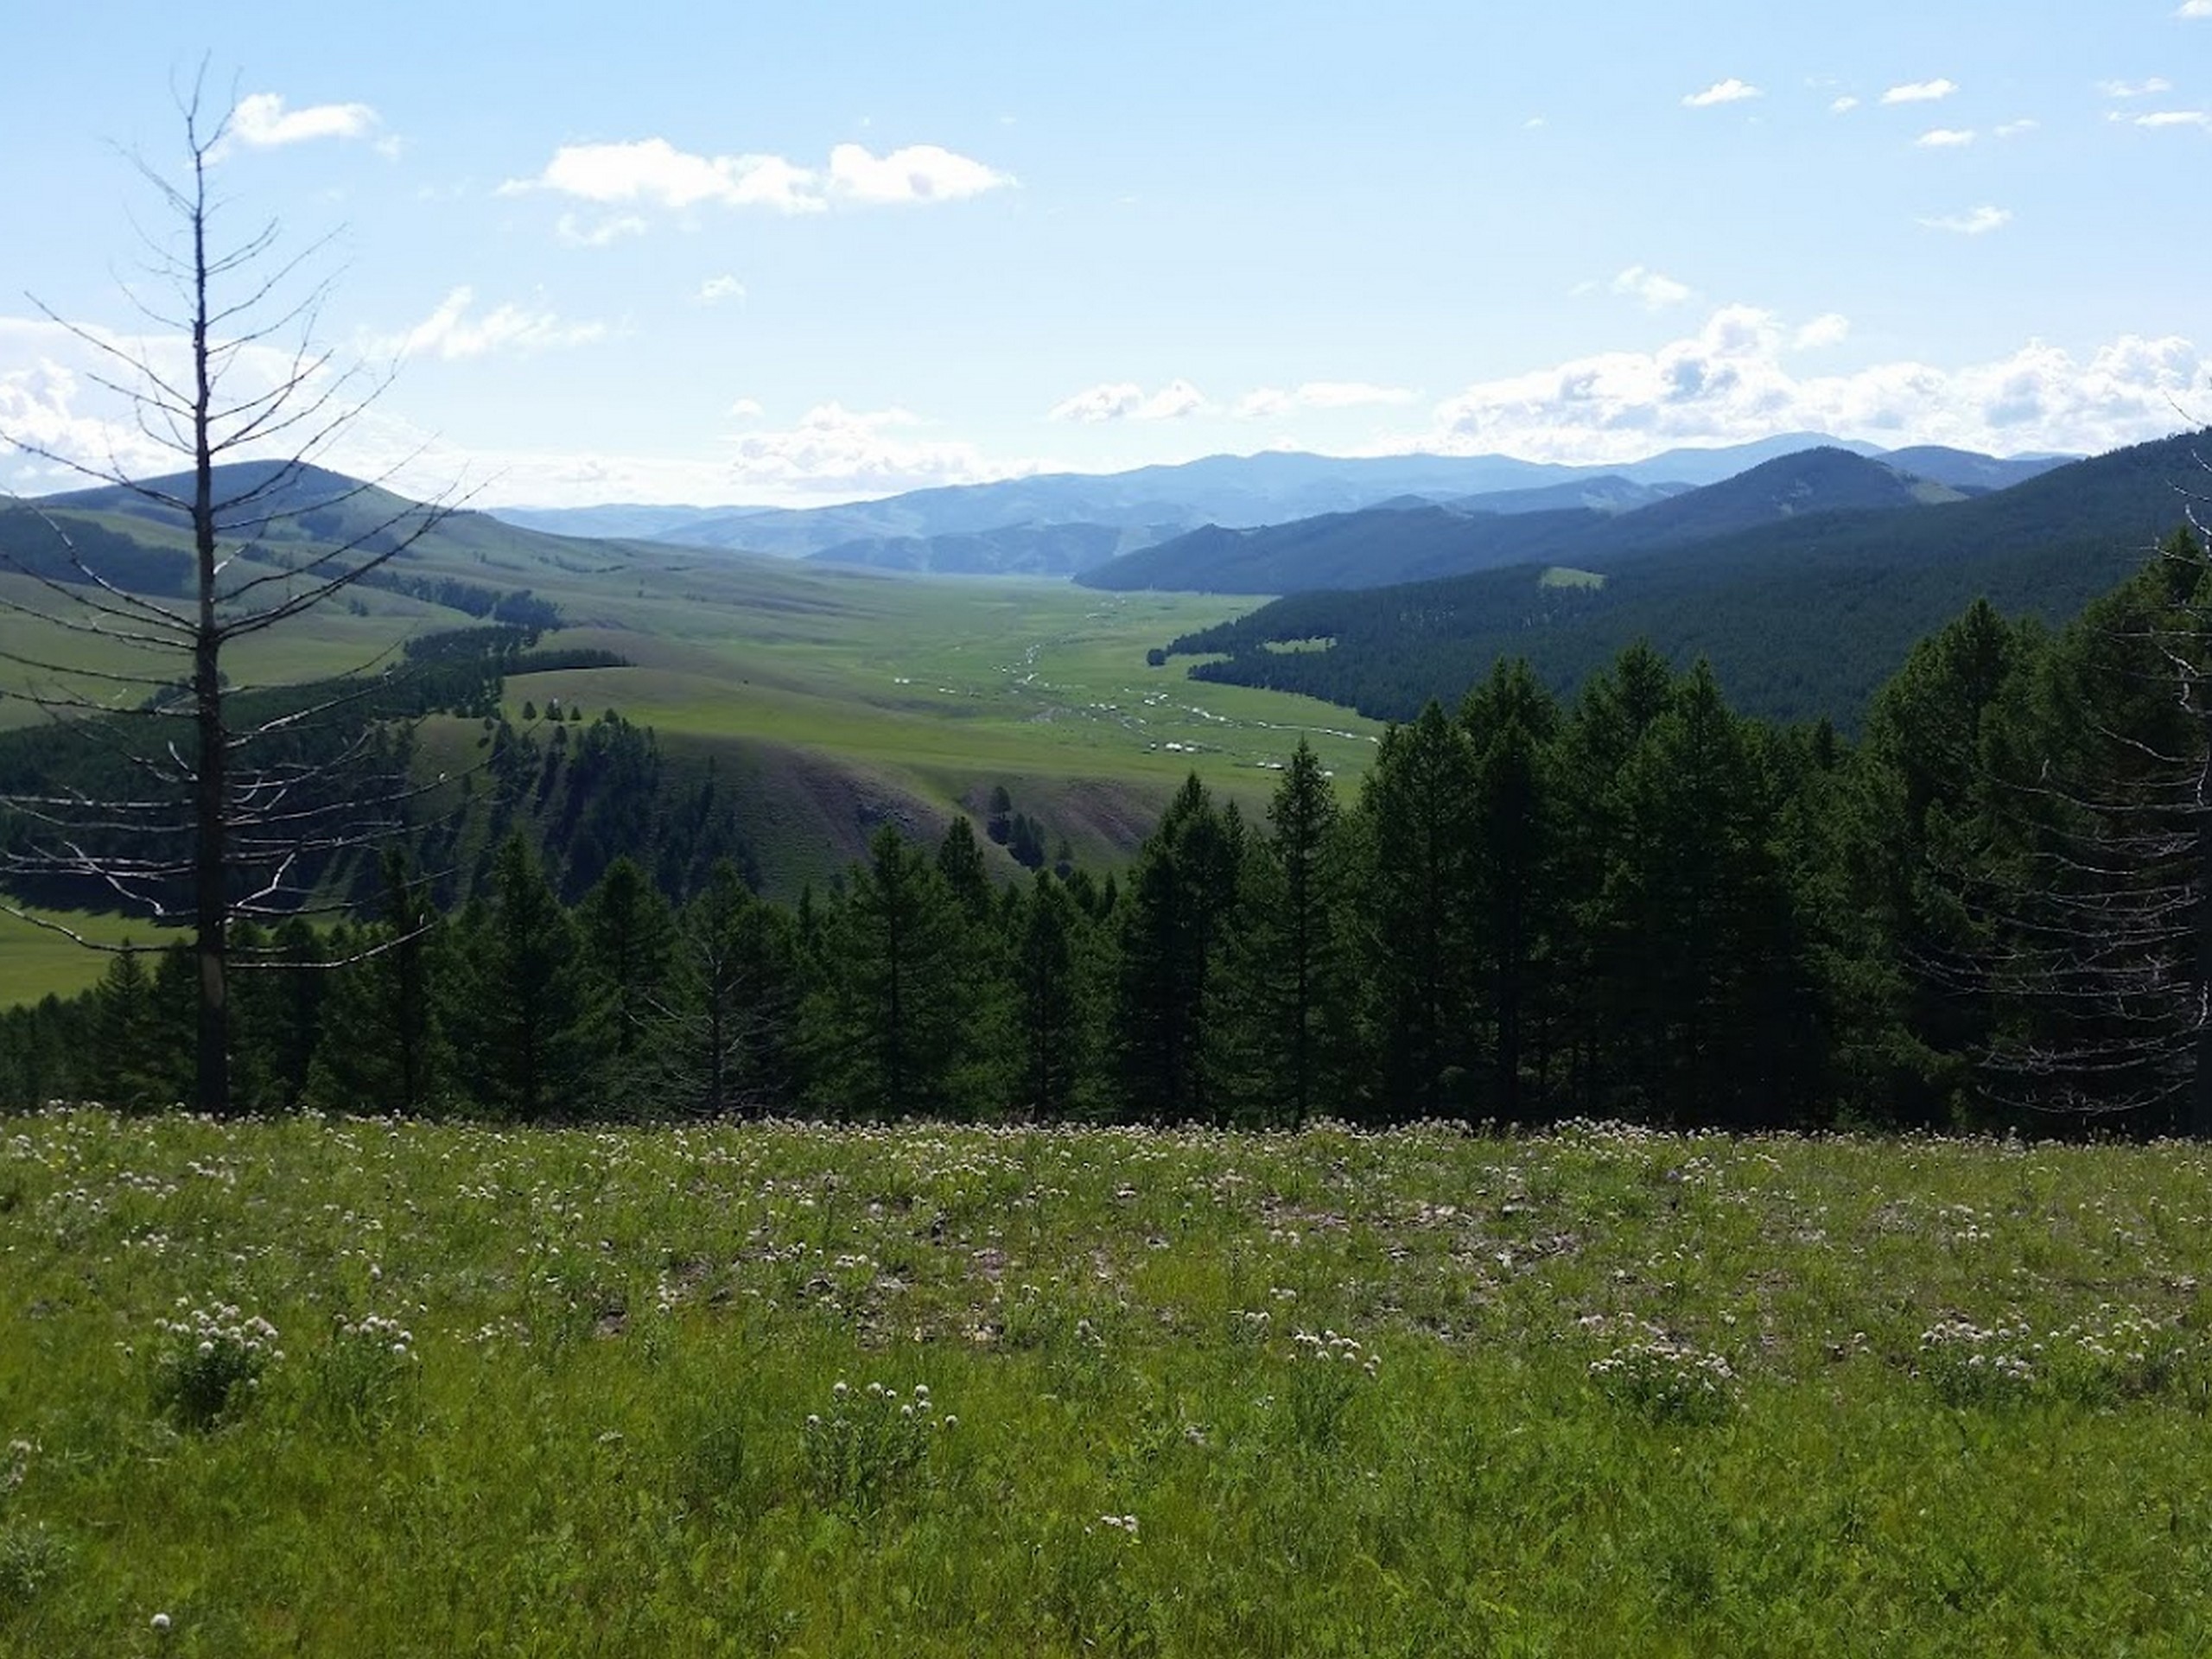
<box><xmin>0</xmin><ymin>477</ymin><xmax>1383</xmax><ymax>921</ymax></box>
<box><xmin>3</xmin><ymin>1112</ymin><xmax>2211</xmax><ymax>1653</ymax></box>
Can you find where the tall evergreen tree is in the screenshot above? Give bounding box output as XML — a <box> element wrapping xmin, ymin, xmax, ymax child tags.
<box><xmin>448</xmin><ymin>835</ymin><xmax>600</xmax><ymax>1120</ymax></box>
<box><xmin>305</xmin><ymin>852</ymin><xmax>449</xmax><ymax>1116</ymax></box>
<box><xmin>1014</xmin><ymin>870</ymin><xmax>1096</xmax><ymax>1120</ymax></box>
<box><xmin>1254</xmin><ymin>739</ymin><xmax>1345</xmax><ymax>1128</ymax></box>
<box><xmin>1461</xmin><ymin>661</ymin><xmax>1562</xmax><ymax>1124</ymax></box>
<box><xmin>663</xmin><ymin>859</ymin><xmax>800</xmax><ymax>1116</ymax></box>
<box><xmin>1351</xmin><ymin>702</ymin><xmax>1478</xmax><ymax>1122</ymax></box>
<box><xmin>806</xmin><ymin>826</ymin><xmax>981</xmax><ymax>1117</ymax></box>
<box><xmin>1114</xmin><ymin>774</ymin><xmax>1243</xmax><ymax>1122</ymax></box>
<box><xmin>578</xmin><ymin>855</ymin><xmax>676</xmax><ymax>1109</ymax></box>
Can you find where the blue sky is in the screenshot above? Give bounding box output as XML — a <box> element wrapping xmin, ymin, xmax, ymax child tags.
<box><xmin>2</xmin><ymin>1</ymin><xmax>2208</xmax><ymax>506</ymax></box>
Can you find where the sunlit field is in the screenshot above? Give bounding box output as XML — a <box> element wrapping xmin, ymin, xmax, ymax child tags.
<box><xmin>4</xmin><ymin>1112</ymin><xmax>2211</xmax><ymax>1655</ymax></box>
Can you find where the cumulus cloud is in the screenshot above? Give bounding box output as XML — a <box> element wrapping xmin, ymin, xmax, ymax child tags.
<box><xmin>1419</xmin><ymin>304</ymin><xmax>2201</xmax><ymax>464</ymax></box>
<box><xmin>503</xmin><ymin>137</ymin><xmax>1011</xmax><ymax>219</ymax></box>
<box><xmin>1611</xmin><ymin>265</ymin><xmax>1693</xmax><ymax>309</ymax></box>
<box><xmin>728</xmin><ymin>397</ymin><xmax>765</xmax><ymax>418</ymax></box>
<box><xmin>1682</xmin><ymin>79</ymin><xmax>1761</xmax><ymax>108</ymax></box>
<box><xmin>2100</xmin><ymin>77</ymin><xmax>2174</xmax><ymax>97</ymax></box>
<box><xmin>505</xmin><ymin>139</ymin><xmax>821</xmax><ymax>213</ymax></box>
<box><xmin>827</xmin><ymin>143</ymin><xmax>1014</xmax><ymax>205</ymax></box>
<box><xmin>1994</xmin><ymin>119</ymin><xmax>2039</xmax><ymax>138</ymax></box>
<box><xmin>1234</xmin><ymin>382</ymin><xmax>1418</xmax><ymax>419</ymax></box>
<box><xmin>379</xmin><ymin>288</ymin><xmax>608</xmax><ymax>361</ymax></box>
<box><xmin>724</xmin><ymin>402</ymin><xmax>1006</xmax><ymax>498</ymax></box>
<box><xmin>1918</xmin><ymin>205</ymin><xmax>2012</xmax><ymax>234</ymax></box>
<box><xmin>1916</xmin><ymin>128</ymin><xmax>1976</xmax><ymax>147</ymax></box>
<box><xmin>2180</xmin><ymin>1</ymin><xmax>2212</xmax><ymax>16</ymax></box>
<box><xmin>1830</xmin><ymin>95</ymin><xmax>1861</xmax><ymax>114</ymax></box>
<box><xmin>1048</xmin><ymin>379</ymin><xmax>1211</xmax><ymax>423</ymax></box>
<box><xmin>224</xmin><ymin>92</ymin><xmax>379</xmax><ymax>150</ymax></box>
<box><xmin>1882</xmin><ymin>79</ymin><xmax>1958</xmax><ymax>104</ymax></box>
<box><xmin>698</xmin><ymin>276</ymin><xmax>747</xmax><ymax>304</ymax></box>
<box><xmin>1793</xmin><ymin>313</ymin><xmax>1852</xmax><ymax>349</ymax></box>
<box><xmin>2133</xmin><ymin>109</ymin><xmax>2212</xmax><ymax>128</ymax></box>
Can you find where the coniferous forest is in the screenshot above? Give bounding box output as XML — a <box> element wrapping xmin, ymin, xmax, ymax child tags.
<box><xmin>10</xmin><ymin>525</ymin><xmax>2212</xmax><ymax>1137</ymax></box>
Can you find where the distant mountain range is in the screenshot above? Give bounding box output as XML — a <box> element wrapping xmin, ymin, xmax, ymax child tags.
<box><xmin>1078</xmin><ymin>448</ymin><xmax>1969</xmax><ymax>593</ymax></box>
<box><xmin>1156</xmin><ymin>430</ymin><xmax>2209</xmax><ymax>729</ymax></box>
<box><xmin>488</xmin><ymin>436</ymin><xmax>2074</xmax><ymax>579</ymax></box>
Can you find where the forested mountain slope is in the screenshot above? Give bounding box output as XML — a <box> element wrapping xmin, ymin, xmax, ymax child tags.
<box><xmin>1161</xmin><ymin>432</ymin><xmax>2209</xmax><ymax>728</ymax></box>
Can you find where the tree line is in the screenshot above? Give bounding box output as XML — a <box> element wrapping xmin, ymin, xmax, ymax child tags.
<box><xmin>7</xmin><ymin>526</ymin><xmax>2212</xmax><ymax>1133</ymax></box>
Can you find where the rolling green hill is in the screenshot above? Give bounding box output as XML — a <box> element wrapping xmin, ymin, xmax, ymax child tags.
<box><xmin>0</xmin><ymin>465</ymin><xmax>1383</xmax><ymax>916</ymax></box>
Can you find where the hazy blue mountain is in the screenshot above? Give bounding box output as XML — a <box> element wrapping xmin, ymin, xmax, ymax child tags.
<box><xmin>488</xmin><ymin>504</ymin><xmax>725</xmax><ymax>540</ymax></box>
<box><xmin>1438</xmin><ymin>475</ymin><xmax>1690</xmax><ymax>515</ymax></box>
<box><xmin>1878</xmin><ymin>446</ymin><xmax>2075</xmax><ymax>493</ymax></box>
<box><xmin>805</xmin><ymin>521</ymin><xmax>1150</xmax><ymax>577</ymax></box>
<box><xmin>478</xmin><ymin>436</ymin><xmax>2067</xmax><ymax>576</ymax></box>
<box><xmin>1079</xmin><ymin>448</ymin><xmax>1958</xmax><ymax>594</ymax></box>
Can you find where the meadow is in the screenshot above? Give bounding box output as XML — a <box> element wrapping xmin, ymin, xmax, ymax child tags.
<box><xmin>4</xmin><ymin>1111</ymin><xmax>2211</xmax><ymax>1655</ymax></box>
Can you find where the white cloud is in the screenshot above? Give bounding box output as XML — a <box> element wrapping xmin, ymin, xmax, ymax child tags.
<box><xmin>724</xmin><ymin>402</ymin><xmax>1006</xmax><ymax>498</ymax></box>
<box><xmin>728</xmin><ymin>397</ymin><xmax>765</xmax><ymax>418</ymax></box>
<box><xmin>698</xmin><ymin>276</ymin><xmax>748</xmax><ymax>305</ymax></box>
<box><xmin>2099</xmin><ymin>77</ymin><xmax>2174</xmax><ymax>97</ymax></box>
<box><xmin>1882</xmin><ymin>79</ymin><xmax>1958</xmax><ymax>105</ymax></box>
<box><xmin>2135</xmin><ymin>109</ymin><xmax>2212</xmax><ymax>127</ymax></box>
<box><xmin>2179</xmin><ymin>1</ymin><xmax>2212</xmax><ymax>16</ymax></box>
<box><xmin>1994</xmin><ymin>119</ymin><xmax>2039</xmax><ymax>138</ymax></box>
<box><xmin>1418</xmin><ymin>305</ymin><xmax>2201</xmax><ymax>464</ymax></box>
<box><xmin>0</xmin><ymin>315</ymin><xmax>370</xmax><ymax>490</ymax></box>
<box><xmin>379</xmin><ymin>288</ymin><xmax>609</xmax><ymax>361</ymax></box>
<box><xmin>1522</xmin><ymin>116</ymin><xmax>1548</xmax><ymax>130</ymax></box>
<box><xmin>1048</xmin><ymin>379</ymin><xmax>1211</xmax><ymax>423</ymax></box>
<box><xmin>1682</xmin><ymin>79</ymin><xmax>1761</xmax><ymax>108</ymax></box>
<box><xmin>225</xmin><ymin>92</ymin><xmax>379</xmax><ymax>150</ymax></box>
<box><xmin>1234</xmin><ymin>382</ymin><xmax>1418</xmax><ymax>418</ymax></box>
<box><xmin>1611</xmin><ymin>265</ymin><xmax>1693</xmax><ymax>309</ymax></box>
<box><xmin>827</xmin><ymin>143</ymin><xmax>1014</xmax><ymax>205</ymax></box>
<box><xmin>1916</xmin><ymin>128</ymin><xmax>1976</xmax><ymax>147</ymax></box>
<box><xmin>503</xmin><ymin>137</ymin><xmax>1011</xmax><ymax>219</ymax></box>
<box><xmin>507</xmin><ymin>139</ymin><xmax>822</xmax><ymax>213</ymax></box>
<box><xmin>1918</xmin><ymin>205</ymin><xmax>2012</xmax><ymax>234</ymax></box>
<box><xmin>1830</xmin><ymin>95</ymin><xmax>1861</xmax><ymax>114</ymax></box>
<box><xmin>1793</xmin><ymin>313</ymin><xmax>1852</xmax><ymax>349</ymax></box>
<box><xmin>555</xmin><ymin>213</ymin><xmax>647</xmax><ymax>248</ymax></box>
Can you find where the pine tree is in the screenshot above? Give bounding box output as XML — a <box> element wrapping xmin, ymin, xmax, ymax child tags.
<box><xmin>577</xmin><ymin>856</ymin><xmax>676</xmax><ymax>1109</ymax></box>
<box><xmin>1255</xmin><ymin>739</ymin><xmax>1345</xmax><ymax>1128</ymax></box>
<box><xmin>1827</xmin><ymin>598</ymin><xmax>2034</xmax><ymax>1125</ymax></box>
<box><xmin>1461</xmin><ymin>661</ymin><xmax>1562</xmax><ymax>1124</ymax></box>
<box><xmin>805</xmin><ymin>826</ymin><xmax>981</xmax><ymax>1117</ymax></box>
<box><xmin>448</xmin><ymin>835</ymin><xmax>599</xmax><ymax>1119</ymax></box>
<box><xmin>1014</xmin><ymin>870</ymin><xmax>1096</xmax><ymax>1120</ymax></box>
<box><xmin>1351</xmin><ymin>702</ymin><xmax>1478</xmax><ymax>1122</ymax></box>
<box><xmin>662</xmin><ymin>859</ymin><xmax>801</xmax><ymax>1116</ymax></box>
<box><xmin>1113</xmin><ymin>775</ymin><xmax>1243</xmax><ymax>1122</ymax></box>
<box><xmin>304</xmin><ymin>852</ymin><xmax>449</xmax><ymax>1116</ymax></box>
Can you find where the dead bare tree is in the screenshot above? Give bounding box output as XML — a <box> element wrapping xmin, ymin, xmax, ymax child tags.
<box><xmin>0</xmin><ymin>79</ymin><xmax>459</xmax><ymax>1115</ymax></box>
<box><xmin>1957</xmin><ymin>518</ymin><xmax>2212</xmax><ymax>1134</ymax></box>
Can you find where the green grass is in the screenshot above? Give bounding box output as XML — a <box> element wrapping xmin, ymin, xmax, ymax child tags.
<box><xmin>0</xmin><ymin>912</ymin><xmax>184</xmax><ymax>1005</ymax></box>
<box><xmin>4</xmin><ymin>1112</ymin><xmax>2212</xmax><ymax>1655</ymax></box>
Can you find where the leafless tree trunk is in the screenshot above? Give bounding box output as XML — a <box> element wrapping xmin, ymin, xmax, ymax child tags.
<box><xmin>0</xmin><ymin>79</ymin><xmax>456</xmax><ymax>1115</ymax></box>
